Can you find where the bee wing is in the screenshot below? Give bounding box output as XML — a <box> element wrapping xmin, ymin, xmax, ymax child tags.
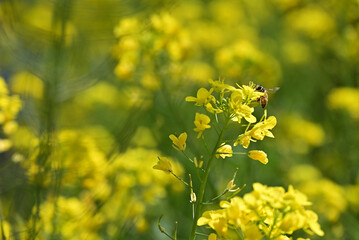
<box><xmin>267</xmin><ymin>87</ymin><xmax>280</xmax><ymax>93</ymax></box>
<box><xmin>248</xmin><ymin>101</ymin><xmax>260</xmax><ymax>108</ymax></box>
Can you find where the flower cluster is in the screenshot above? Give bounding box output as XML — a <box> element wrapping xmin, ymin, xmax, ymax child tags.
<box><xmin>198</xmin><ymin>183</ymin><xmax>324</xmax><ymax>240</ymax></box>
<box><xmin>279</xmin><ymin>115</ymin><xmax>324</xmax><ymax>154</ymax></box>
<box><xmin>10</xmin><ymin>126</ymin><xmax>184</xmax><ymax>239</ymax></box>
<box><xmin>154</xmin><ymin>80</ymin><xmax>282</xmax><ymax>240</ymax></box>
<box><xmin>327</xmin><ymin>87</ymin><xmax>359</xmax><ymax>120</ymax></box>
<box><xmin>288</xmin><ymin>165</ymin><xmax>347</xmax><ymax>223</ymax></box>
<box><xmin>0</xmin><ymin>76</ymin><xmax>21</xmax><ymax>152</ymax></box>
<box><xmin>113</xmin><ymin>13</ymin><xmax>192</xmax><ymax>85</ymax></box>
<box><xmin>185</xmin><ymin>79</ymin><xmax>277</xmax><ymax>164</ymax></box>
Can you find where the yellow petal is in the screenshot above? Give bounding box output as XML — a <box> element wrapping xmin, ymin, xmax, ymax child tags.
<box><xmin>208</xmin><ymin>233</ymin><xmax>217</xmax><ymax>240</ymax></box>
<box><xmin>185</xmin><ymin>96</ymin><xmax>197</xmax><ymax>102</ymax></box>
<box><xmin>248</xmin><ymin>150</ymin><xmax>268</xmax><ymax>164</ymax></box>
<box><xmin>153</xmin><ymin>157</ymin><xmax>173</xmax><ymax>173</ymax></box>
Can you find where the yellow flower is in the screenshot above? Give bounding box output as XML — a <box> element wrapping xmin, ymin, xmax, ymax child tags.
<box><xmin>169</xmin><ymin>132</ymin><xmax>187</xmax><ymax>151</ymax></box>
<box><xmin>216</xmin><ymin>144</ymin><xmax>233</xmax><ymax>159</ymax></box>
<box><xmin>280</xmin><ymin>211</ymin><xmax>306</xmax><ymax>233</ymax></box>
<box><xmin>304</xmin><ymin>210</ymin><xmax>324</xmax><ymax>236</ymax></box>
<box><xmin>220</xmin><ymin>197</ymin><xmax>253</xmax><ymax>226</ymax></box>
<box><xmin>114</xmin><ymin>17</ymin><xmax>140</xmax><ymax>37</ymax></box>
<box><xmin>327</xmin><ymin>87</ymin><xmax>359</xmax><ymax>119</ymax></box>
<box><xmin>0</xmin><ymin>139</ymin><xmax>12</xmax><ymax>153</ymax></box>
<box><xmin>234</xmin><ymin>133</ymin><xmax>252</xmax><ymax>148</ymax></box>
<box><xmin>276</xmin><ymin>235</ymin><xmax>292</xmax><ymax>240</ymax></box>
<box><xmin>284</xmin><ymin>185</ymin><xmax>312</xmax><ymax>207</ymax></box>
<box><xmin>233</xmin><ymin>104</ymin><xmax>256</xmax><ymax>123</ymax></box>
<box><xmin>194</xmin><ymin>113</ymin><xmax>211</xmax><ymax>138</ymax></box>
<box><xmin>230</xmin><ymin>91</ymin><xmax>256</xmax><ymax>123</ymax></box>
<box><xmin>205</xmin><ymin>102</ymin><xmax>223</xmax><ymax>114</ymax></box>
<box><xmin>243</xmin><ymin>223</ymin><xmax>263</xmax><ymax>240</ymax></box>
<box><xmin>250</xmin><ymin>116</ymin><xmax>277</xmax><ymax>140</ymax></box>
<box><xmin>203</xmin><ymin>183</ymin><xmax>324</xmax><ymax>240</ymax></box>
<box><xmin>197</xmin><ymin>210</ymin><xmax>228</xmax><ymax>237</ymax></box>
<box><xmin>151</xmin><ymin>13</ymin><xmax>179</xmax><ymax>35</ymax></box>
<box><xmin>3</xmin><ymin>121</ymin><xmax>18</xmax><ymax>135</ymax></box>
<box><xmin>0</xmin><ymin>77</ymin><xmax>9</xmax><ymax>96</ymax></box>
<box><xmin>287</xmin><ymin>7</ymin><xmax>335</xmax><ymax>39</ymax></box>
<box><xmin>239</xmin><ymin>83</ymin><xmax>263</xmax><ymax>103</ymax></box>
<box><xmin>235</xmin><ymin>115</ymin><xmax>276</xmax><ymax>148</ymax></box>
<box><xmin>248</xmin><ymin>150</ymin><xmax>268</xmax><ymax>164</ymax></box>
<box><xmin>208</xmin><ymin>233</ymin><xmax>217</xmax><ymax>240</ymax></box>
<box><xmin>153</xmin><ymin>157</ymin><xmax>173</xmax><ymax>174</ymax></box>
<box><xmin>10</xmin><ymin>71</ymin><xmax>44</xmax><ymax>99</ymax></box>
<box><xmin>283</xmin><ymin>115</ymin><xmax>324</xmax><ymax>153</ymax></box>
<box><xmin>208</xmin><ymin>78</ymin><xmax>235</xmax><ymax>93</ymax></box>
<box><xmin>186</xmin><ymin>88</ymin><xmax>214</xmax><ymax>106</ymax></box>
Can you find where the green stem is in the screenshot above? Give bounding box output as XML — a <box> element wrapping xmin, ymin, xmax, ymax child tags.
<box><xmin>170</xmin><ymin>171</ymin><xmax>189</xmax><ymax>187</ymax></box>
<box><xmin>189</xmin><ymin>117</ymin><xmax>230</xmax><ymax>240</ymax></box>
<box><xmin>202</xmin><ymin>189</ymin><xmax>228</xmax><ymax>204</ymax></box>
<box><xmin>183</xmin><ymin>151</ymin><xmax>194</xmax><ymax>164</ymax></box>
<box><xmin>231</xmin><ymin>226</ymin><xmax>244</xmax><ymax>240</ymax></box>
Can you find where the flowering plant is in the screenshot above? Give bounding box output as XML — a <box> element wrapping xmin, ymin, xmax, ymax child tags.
<box><xmin>153</xmin><ymin>79</ymin><xmax>323</xmax><ymax>240</ymax></box>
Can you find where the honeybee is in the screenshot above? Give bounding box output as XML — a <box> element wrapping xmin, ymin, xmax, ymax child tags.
<box><xmin>256</xmin><ymin>85</ymin><xmax>280</xmax><ymax>108</ymax></box>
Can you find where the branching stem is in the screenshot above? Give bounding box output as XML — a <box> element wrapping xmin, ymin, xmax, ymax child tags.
<box><xmin>189</xmin><ymin>117</ymin><xmax>230</xmax><ymax>240</ymax></box>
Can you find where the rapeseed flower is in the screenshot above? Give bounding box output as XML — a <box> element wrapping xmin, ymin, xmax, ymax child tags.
<box><xmin>201</xmin><ymin>183</ymin><xmax>324</xmax><ymax>239</ymax></box>
<box><xmin>208</xmin><ymin>78</ymin><xmax>235</xmax><ymax>93</ymax></box>
<box><xmin>238</xmin><ymin>82</ymin><xmax>264</xmax><ymax>103</ymax></box>
<box><xmin>248</xmin><ymin>150</ymin><xmax>268</xmax><ymax>164</ymax></box>
<box><xmin>197</xmin><ymin>210</ymin><xmax>228</xmax><ymax>237</ymax></box>
<box><xmin>281</xmin><ymin>115</ymin><xmax>324</xmax><ymax>153</ymax></box>
<box><xmin>114</xmin><ymin>17</ymin><xmax>140</xmax><ymax>37</ymax></box>
<box><xmin>234</xmin><ymin>133</ymin><xmax>251</xmax><ymax>148</ymax></box>
<box><xmin>186</xmin><ymin>88</ymin><xmax>214</xmax><ymax>106</ymax></box>
<box><xmin>235</xmin><ymin>115</ymin><xmax>277</xmax><ymax>148</ymax></box>
<box><xmin>169</xmin><ymin>132</ymin><xmax>187</xmax><ymax>151</ymax></box>
<box><xmin>287</xmin><ymin>7</ymin><xmax>335</xmax><ymax>39</ymax></box>
<box><xmin>288</xmin><ymin>165</ymin><xmax>347</xmax><ymax>222</ymax></box>
<box><xmin>193</xmin><ymin>113</ymin><xmax>211</xmax><ymax>138</ymax></box>
<box><xmin>172</xmin><ymin>80</ymin><xmax>278</xmax><ymax>239</ymax></box>
<box><xmin>10</xmin><ymin>71</ymin><xmax>44</xmax><ymax>99</ymax></box>
<box><xmin>0</xmin><ymin>139</ymin><xmax>12</xmax><ymax>152</ymax></box>
<box><xmin>250</xmin><ymin>116</ymin><xmax>277</xmax><ymax>140</ymax></box>
<box><xmin>327</xmin><ymin>87</ymin><xmax>359</xmax><ymax>119</ymax></box>
<box><xmin>0</xmin><ymin>76</ymin><xmax>21</xmax><ymax>153</ymax></box>
<box><xmin>216</xmin><ymin>144</ymin><xmax>233</xmax><ymax>159</ymax></box>
<box><xmin>205</xmin><ymin>102</ymin><xmax>223</xmax><ymax>114</ymax></box>
<box><xmin>153</xmin><ymin>157</ymin><xmax>173</xmax><ymax>174</ymax></box>
<box><xmin>230</xmin><ymin>91</ymin><xmax>256</xmax><ymax>123</ymax></box>
<box><xmin>208</xmin><ymin>233</ymin><xmax>217</xmax><ymax>240</ymax></box>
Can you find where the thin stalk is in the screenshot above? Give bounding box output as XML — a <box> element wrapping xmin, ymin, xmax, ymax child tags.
<box><xmin>182</xmin><ymin>151</ymin><xmax>194</xmax><ymax>164</ymax></box>
<box><xmin>189</xmin><ymin>117</ymin><xmax>230</xmax><ymax>240</ymax></box>
<box><xmin>158</xmin><ymin>216</ymin><xmax>175</xmax><ymax>240</ymax></box>
<box><xmin>202</xmin><ymin>189</ymin><xmax>228</xmax><ymax>204</ymax></box>
<box><xmin>170</xmin><ymin>171</ymin><xmax>189</xmax><ymax>187</ymax></box>
<box><xmin>201</xmin><ymin>135</ymin><xmax>211</xmax><ymax>157</ymax></box>
<box><xmin>233</xmin><ymin>227</ymin><xmax>244</xmax><ymax>240</ymax></box>
<box><xmin>195</xmin><ymin>232</ymin><xmax>209</xmax><ymax>237</ymax></box>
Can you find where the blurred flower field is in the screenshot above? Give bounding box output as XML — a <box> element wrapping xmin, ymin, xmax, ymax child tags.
<box><xmin>0</xmin><ymin>0</ymin><xmax>358</xmax><ymax>239</ymax></box>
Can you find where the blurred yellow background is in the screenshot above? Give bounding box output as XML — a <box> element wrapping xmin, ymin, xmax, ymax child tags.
<box><xmin>0</xmin><ymin>0</ymin><xmax>358</xmax><ymax>239</ymax></box>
